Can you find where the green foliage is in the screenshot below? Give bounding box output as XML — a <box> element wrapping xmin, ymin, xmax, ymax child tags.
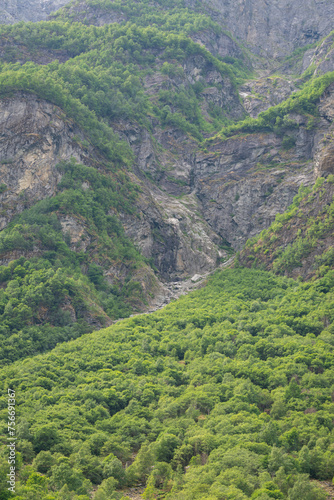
<box><xmin>0</xmin><ymin>159</ymin><xmax>150</xmax><ymax>365</ymax></box>
<box><xmin>272</xmin><ymin>183</ymin><xmax>334</xmax><ymax>273</ymax></box>
<box><xmin>1</xmin><ymin>268</ymin><xmax>333</xmax><ymax>498</ymax></box>
<box><xmin>54</xmin><ymin>0</ymin><xmax>223</xmax><ymax>41</ymax></box>
<box><xmin>282</xmin><ymin>135</ymin><xmax>296</xmax><ymax>150</ymax></box>
<box><xmin>0</xmin><ymin>16</ymin><xmax>246</xmax><ymax>144</ymax></box>
<box><xmin>241</xmin><ymin>178</ymin><xmax>334</xmax><ymax>277</ymax></box>
<box><xmin>0</xmin><ymin>3</ymin><xmax>333</xmax><ymax>500</ymax></box>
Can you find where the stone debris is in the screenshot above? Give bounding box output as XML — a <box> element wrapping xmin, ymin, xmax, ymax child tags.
<box><xmin>191</xmin><ymin>274</ymin><xmax>202</xmax><ymax>282</ymax></box>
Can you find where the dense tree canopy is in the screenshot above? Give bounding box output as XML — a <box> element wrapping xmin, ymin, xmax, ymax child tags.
<box><xmin>0</xmin><ymin>159</ymin><xmax>149</xmax><ymax>365</ymax></box>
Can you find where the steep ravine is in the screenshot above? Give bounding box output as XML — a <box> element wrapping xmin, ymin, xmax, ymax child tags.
<box><xmin>1</xmin><ymin>75</ymin><xmax>334</xmax><ymax>297</ymax></box>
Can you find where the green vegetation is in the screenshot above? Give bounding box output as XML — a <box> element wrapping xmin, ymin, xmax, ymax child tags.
<box><xmin>1</xmin><ymin>267</ymin><xmax>333</xmax><ymax>498</ymax></box>
<box><xmin>0</xmin><ymin>0</ymin><xmax>249</xmax><ymax>371</ymax></box>
<box><xmin>0</xmin><ymin>16</ymin><xmax>247</xmax><ymax>145</ymax></box>
<box><xmin>283</xmin><ymin>42</ymin><xmax>318</xmax><ymax>63</ymax></box>
<box><xmin>285</xmin><ymin>30</ymin><xmax>334</xmax><ymax>81</ymax></box>
<box><xmin>0</xmin><ymin>159</ymin><xmax>152</xmax><ymax>365</ymax></box>
<box><xmin>240</xmin><ymin>176</ymin><xmax>334</xmax><ymax>277</ymax></box>
<box><xmin>54</xmin><ymin>0</ymin><xmax>220</xmax><ymax>36</ymax></box>
<box><xmin>212</xmin><ymin>71</ymin><xmax>334</xmax><ymax>141</ymax></box>
<box><xmin>54</xmin><ymin>0</ymin><xmax>252</xmax><ymax>82</ymax></box>
<box><xmin>1</xmin><ymin>2</ymin><xmax>334</xmax><ymax>500</ymax></box>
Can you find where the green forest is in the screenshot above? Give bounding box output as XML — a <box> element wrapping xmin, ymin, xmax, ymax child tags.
<box><xmin>1</xmin><ymin>267</ymin><xmax>334</xmax><ymax>499</ymax></box>
<box><xmin>0</xmin><ymin>14</ymin><xmax>245</xmax><ymax>148</ymax></box>
<box><xmin>1</xmin><ymin>0</ymin><xmax>334</xmax><ymax>499</ymax></box>
<box><xmin>0</xmin><ymin>157</ymin><xmax>154</xmax><ymax>366</ymax></box>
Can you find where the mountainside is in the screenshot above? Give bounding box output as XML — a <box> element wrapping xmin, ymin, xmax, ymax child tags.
<box><xmin>1</xmin><ymin>268</ymin><xmax>334</xmax><ymax>499</ymax></box>
<box><xmin>239</xmin><ymin>175</ymin><xmax>334</xmax><ymax>280</ymax></box>
<box><xmin>0</xmin><ymin>0</ymin><xmax>69</xmax><ymax>24</ymax></box>
<box><xmin>202</xmin><ymin>0</ymin><xmax>334</xmax><ymax>60</ymax></box>
<box><xmin>1</xmin><ymin>1</ymin><xmax>334</xmax><ymax>499</ymax></box>
<box><xmin>0</xmin><ymin>0</ymin><xmax>332</xmax><ymax>361</ymax></box>
<box><xmin>51</xmin><ymin>0</ymin><xmax>334</xmax><ymax>62</ymax></box>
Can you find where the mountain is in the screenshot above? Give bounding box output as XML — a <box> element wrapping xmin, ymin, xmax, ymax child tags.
<box><xmin>200</xmin><ymin>0</ymin><xmax>334</xmax><ymax>60</ymax></box>
<box><xmin>50</xmin><ymin>0</ymin><xmax>334</xmax><ymax>61</ymax></box>
<box><xmin>239</xmin><ymin>175</ymin><xmax>334</xmax><ymax>280</ymax></box>
<box><xmin>0</xmin><ymin>1</ymin><xmax>334</xmax><ymax>499</ymax></box>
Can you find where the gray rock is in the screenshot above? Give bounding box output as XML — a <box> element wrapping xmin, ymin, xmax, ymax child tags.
<box><xmin>195</xmin><ymin>0</ymin><xmax>334</xmax><ymax>61</ymax></box>
<box><xmin>191</xmin><ymin>274</ymin><xmax>202</xmax><ymax>282</ymax></box>
<box><xmin>0</xmin><ymin>92</ymin><xmax>91</xmax><ymax>229</ymax></box>
<box><xmin>240</xmin><ymin>77</ymin><xmax>297</xmax><ymax>118</ymax></box>
<box><xmin>0</xmin><ymin>0</ymin><xmax>70</xmax><ymax>24</ymax></box>
<box><xmin>192</xmin><ymin>85</ymin><xmax>334</xmax><ymax>249</ymax></box>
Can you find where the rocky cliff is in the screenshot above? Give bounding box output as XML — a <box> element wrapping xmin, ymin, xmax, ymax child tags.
<box><xmin>201</xmin><ymin>0</ymin><xmax>334</xmax><ymax>61</ymax></box>
<box><xmin>0</xmin><ymin>0</ymin><xmax>69</xmax><ymax>24</ymax></box>
<box><xmin>196</xmin><ymin>82</ymin><xmax>334</xmax><ymax>250</ymax></box>
<box><xmin>2</xmin><ymin>0</ymin><xmax>334</xmax><ymax>64</ymax></box>
<box><xmin>0</xmin><ymin>91</ymin><xmax>224</xmax><ymax>288</ymax></box>
<box><xmin>0</xmin><ymin>0</ymin><xmax>334</xmax><ymax>323</ymax></box>
<box><xmin>50</xmin><ymin>0</ymin><xmax>334</xmax><ymax>65</ymax></box>
<box><xmin>238</xmin><ymin>82</ymin><xmax>334</xmax><ymax>278</ymax></box>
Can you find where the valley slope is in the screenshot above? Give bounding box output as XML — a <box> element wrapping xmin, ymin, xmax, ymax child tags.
<box><xmin>0</xmin><ymin>1</ymin><xmax>334</xmax><ymax>499</ymax></box>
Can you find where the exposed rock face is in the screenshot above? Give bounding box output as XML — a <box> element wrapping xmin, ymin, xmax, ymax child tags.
<box><xmin>193</xmin><ymin>83</ymin><xmax>334</xmax><ymax>250</ymax></box>
<box><xmin>2</xmin><ymin>82</ymin><xmax>331</xmax><ymax>280</ymax></box>
<box><xmin>198</xmin><ymin>0</ymin><xmax>334</xmax><ymax>60</ymax></box>
<box><xmin>240</xmin><ymin>77</ymin><xmax>297</xmax><ymax>118</ymax></box>
<box><xmin>50</xmin><ymin>0</ymin><xmax>334</xmax><ymax>63</ymax></box>
<box><xmin>49</xmin><ymin>0</ymin><xmax>127</xmax><ymax>25</ymax></box>
<box><xmin>303</xmin><ymin>33</ymin><xmax>334</xmax><ymax>76</ymax></box>
<box><xmin>0</xmin><ymin>92</ymin><xmax>224</xmax><ymax>284</ymax></box>
<box><xmin>0</xmin><ymin>0</ymin><xmax>334</xmax><ymax>304</ymax></box>
<box><xmin>314</xmin><ymin>82</ymin><xmax>334</xmax><ymax>176</ymax></box>
<box><xmin>116</xmin><ymin>80</ymin><xmax>334</xmax><ymax>256</ymax></box>
<box><xmin>0</xmin><ymin>0</ymin><xmax>70</xmax><ymax>24</ymax></box>
<box><xmin>121</xmin><ymin>183</ymin><xmax>223</xmax><ymax>280</ymax></box>
<box><xmin>184</xmin><ymin>55</ymin><xmax>243</xmax><ymax>115</ymax></box>
<box><xmin>239</xmin><ymin>179</ymin><xmax>334</xmax><ymax>280</ymax></box>
<box><xmin>112</xmin><ymin>53</ymin><xmax>244</xmax><ymax>198</ymax></box>
<box><xmin>0</xmin><ymin>93</ymin><xmax>90</xmax><ymax>229</ymax></box>
<box><xmin>193</xmin><ymin>132</ymin><xmax>311</xmax><ymax>249</ymax></box>
<box><xmin>190</xmin><ymin>29</ymin><xmax>248</xmax><ymax>62</ymax></box>
<box><xmin>2</xmin><ymin>0</ymin><xmax>334</xmax><ymax>67</ymax></box>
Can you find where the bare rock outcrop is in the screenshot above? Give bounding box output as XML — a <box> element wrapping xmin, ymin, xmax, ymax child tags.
<box><xmin>240</xmin><ymin>77</ymin><xmax>297</xmax><ymax>118</ymax></box>
<box><xmin>0</xmin><ymin>92</ymin><xmax>92</xmax><ymax>229</ymax></box>
<box><xmin>193</xmin><ymin>84</ymin><xmax>334</xmax><ymax>249</ymax></box>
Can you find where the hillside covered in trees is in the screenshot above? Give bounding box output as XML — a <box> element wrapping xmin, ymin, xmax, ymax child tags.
<box><xmin>0</xmin><ymin>0</ymin><xmax>334</xmax><ymax>499</ymax></box>
<box><xmin>1</xmin><ymin>263</ymin><xmax>334</xmax><ymax>499</ymax></box>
